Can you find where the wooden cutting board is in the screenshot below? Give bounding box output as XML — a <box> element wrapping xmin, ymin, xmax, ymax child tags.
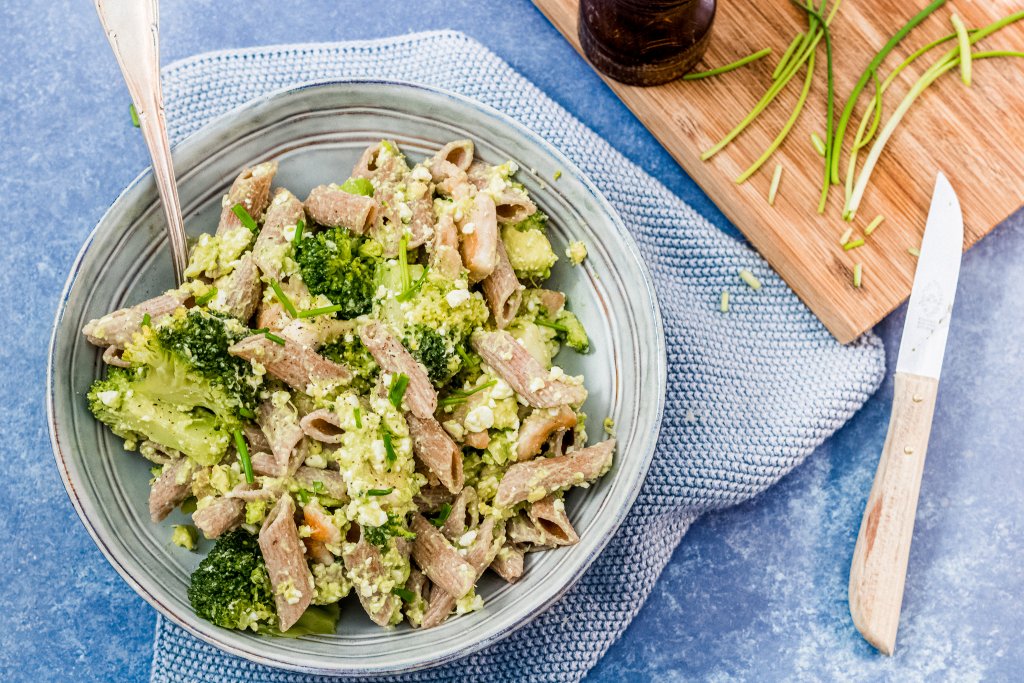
<box><xmin>533</xmin><ymin>0</ymin><xmax>1024</xmax><ymax>343</ymax></box>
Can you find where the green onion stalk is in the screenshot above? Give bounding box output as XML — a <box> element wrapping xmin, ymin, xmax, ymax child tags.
<box><xmin>844</xmin><ymin>10</ymin><xmax>1024</xmax><ymax>219</ymax></box>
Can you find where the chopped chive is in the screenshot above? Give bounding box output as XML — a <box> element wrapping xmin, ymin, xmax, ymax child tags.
<box><xmin>269</xmin><ymin>280</ymin><xmax>298</xmax><ymax>317</ymax></box>
<box><xmin>293</xmin><ymin>219</ymin><xmax>304</xmax><ymax>246</ymax></box>
<box><xmin>951</xmin><ymin>14</ymin><xmax>972</xmax><ymax>86</ymax></box>
<box><xmin>738</xmin><ymin>269</ymin><xmax>762</xmax><ymax>291</ymax></box>
<box><xmin>683</xmin><ymin>47</ymin><xmax>772</xmax><ymax>80</ymax></box>
<box><xmin>773</xmin><ymin>32</ymin><xmax>805</xmax><ymax>80</ymax></box>
<box><xmin>251</xmin><ymin>327</ymin><xmax>287</xmax><ymax>345</ymax></box>
<box><xmin>908</xmin><ymin>247</ymin><xmax>921</xmax><ymax>257</ymax></box>
<box><xmin>130</xmin><ymin>103</ymin><xmax>140</xmax><ymax>128</ymax></box>
<box><xmin>852</xmin><ymin>262</ymin><xmax>863</xmax><ymax>288</ymax></box>
<box><xmin>392</xmin><ymin>587</ymin><xmax>416</xmax><ymax>602</ymax></box>
<box><xmin>864</xmin><ymin>214</ymin><xmax>885</xmax><ymax>236</ymax></box>
<box><xmin>353</xmin><ymin>407</ymin><xmax>362</xmax><ymax>429</ymax></box>
<box><xmin>231</xmin><ymin>203</ymin><xmax>259</xmax><ymax>233</ymax></box>
<box><xmin>141</xmin><ymin>312</ymin><xmax>152</xmax><ymax>327</ymax></box>
<box><xmin>767</xmin><ymin>164</ymin><xmax>784</xmax><ymax>206</ymax></box>
<box><xmin>194</xmin><ymin>287</ymin><xmax>218</xmax><ymax>306</ymax></box>
<box><xmin>238</xmin><ymin>406</ymin><xmax>256</xmax><ymax>419</ymax></box>
<box><xmin>396</xmin><ymin>266</ymin><xmax>430</xmax><ymax>302</ymax></box>
<box><xmin>735</xmin><ymin>51</ymin><xmax>816</xmax><ymax>184</ymax></box>
<box><xmin>839</xmin><ymin>227</ymin><xmax>854</xmax><ymax>246</ymax></box>
<box><xmin>535</xmin><ymin>318</ymin><xmax>569</xmax><ymax>333</ymax></box>
<box><xmin>829</xmin><ymin>0</ymin><xmax>947</xmax><ymax>184</ymax></box>
<box><xmin>382</xmin><ymin>431</ymin><xmax>397</xmax><ymax>466</ymax></box>
<box><xmin>456</xmin><ymin>346</ymin><xmax>473</xmax><ymax>366</ymax></box>
<box><xmin>367</xmin><ymin>487</ymin><xmax>394</xmax><ymax>496</ymax></box>
<box><xmin>439</xmin><ymin>380</ymin><xmax>497</xmax><ymax>407</ymax></box>
<box><xmin>232</xmin><ymin>429</ymin><xmax>254</xmax><ymax>484</ymax></box>
<box><xmin>389</xmin><ymin>373</ymin><xmax>409</xmax><ymax>409</ymax></box>
<box><xmin>311</xmin><ymin>480</ymin><xmax>325</xmax><ymax>495</ymax></box>
<box><xmin>844</xmin><ymin>239</ymin><xmax>865</xmax><ymax>251</ymax></box>
<box><xmin>720</xmin><ymin>290</ymin><xmax>730</xmax><ymax>313</ymax></box>
<box><xmin>297</xmin><ymin>304</ymin><xmax>343</xmax><ymax>319</ymax></box>
<box><xmin>430</xmin><ymin>502</ymin><xmax>453</xmax><ymax>528</ymax></box>
<box><xmin>792</xmin><ymin>1</ymin><xmax>834</xmax><ymax>213</ymax></box>
<box><xmin>811</xmin><ymin>132</ymin><xmax>827</xmax><ymax>156</ymax></box>
<box><xmin>397</xmin><ymin>234</ymin><xmax>411</xmax><ymax>292</ymax></box>
<box><xmin>553</xmin><ymin>170</ymin><xmax>562</xmax><ymax>180</ymax></box>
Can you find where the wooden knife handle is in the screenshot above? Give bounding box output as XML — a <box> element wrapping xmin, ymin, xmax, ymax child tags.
<box><xmin>849</xmin><ymin>371</ymin><xmax>939</xmax><ymax>655</ymax></box>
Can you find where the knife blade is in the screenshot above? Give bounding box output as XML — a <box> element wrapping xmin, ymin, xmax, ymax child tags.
<box><xmin>895</xmin><ymin>172</ymin><xmax>964</xmax><ymax>379</ymax></box>
<box><xmin>848</xmin><ymin>172</ymin><xmax>963</xmax><ymax>656</ymax></box>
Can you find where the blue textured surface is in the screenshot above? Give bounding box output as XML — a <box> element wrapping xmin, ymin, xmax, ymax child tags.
<box><xmin>0</xmin><ymin>1</ymin><xmax>1020</xmax><ymax>682</ymax></box>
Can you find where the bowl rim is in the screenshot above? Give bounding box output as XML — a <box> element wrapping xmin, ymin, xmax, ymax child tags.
<box><xmin>47</xmin><ymin>78</ymin><xmax>666</xmax><ymax>675</ymax></box>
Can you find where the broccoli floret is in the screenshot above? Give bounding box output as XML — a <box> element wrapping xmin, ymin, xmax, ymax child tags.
<box><xmin>404</xmin><ymin>325</ymin><xmax>454</xmax><ymax>385</ymax></box>
<box><xmin>363</xmin><ymin>512</ymin><xmax>416</xmax><ymax>547</ymax></box>
<box><xmin>295</xmin><ymin>226</ymin><xmax>379</xmax><ymax>319</ymax></box>
<box><xmin>87</xmin><ymin>309</ymin><xmax>261</xmax><ymax>465</ymax></box>
<box><xmin>510</xmin><ymin>210</ymin><xmax>548</xmax><ymax>233</ymax></box>
<box><xmin>556</xmin><ymin>309</ymin><xmax>590</xmax><ymax>353</ymax></box>
<box><xmin>188</xmin><ymin>529</ymin><xmax>278</xmax><ymax>632</ymax></box>
<box><xmin>320</xmin><ymin>334</ymin><xmax>379</xmax><ymax>393</ymax></box>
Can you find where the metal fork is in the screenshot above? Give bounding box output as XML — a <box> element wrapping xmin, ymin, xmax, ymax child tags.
<box><xmin>94</xmin><ymin>0</ymin><xmax>188</xmax><ymax>283</ymax></box>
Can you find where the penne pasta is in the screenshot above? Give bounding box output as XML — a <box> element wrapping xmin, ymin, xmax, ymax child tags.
<box><xmin>299</xmin><ymin>408</ymin><xmax>345</xmax><ymax>444</ymax></box>
<box><xmin>428</xmin><ymin>212</ymin><xmax>464</xmax><ymax>279</ymax></box>
<box><xmin>493</xmin><ymin>439</ymin><xmax>615</xmax><ymax>509</ymax></box>
<box><xmin>228</xmin><ymin>334</ymin><xmax>353</xmax><ymax>392</ymax></box>
<box><xmin>481</xmin><ymin>238</ymin><xmax>522</xmax><ymax>329</ymax></box>
<box><xmin>406</xmin><ymin>413</ymin><xmax>463</xmax><ymax>494</ymax></box>
<box><xmin>259</xmin><ymin>494</ymin><xmax>314</xmax><ymax>631</ymax></box>
<box><xmin>82</xmin><ymin>288</ymin><xmax>192</xmax><ymax>349</ymax></box>
<box><xmin>342</xmin><ymin>532</ymin><xmax>403</xmax><ymax>627</ymax></box>
<box><xmin>489</xmin><ymin>543</ymin><xmax>525</xmax><ymax>584</ymax></box>
<box><xmin>293</xmin><ymin>466</ymin><xmax>349</xmax><ymax>502</ymax></box>
<box><xmin>471</xmin><ymin>330</ymin><xmax>587</xmax><ymax>408</ymax></box>
<box><xmin>252</xmin><ymin>188</ymin><xmax>303</xmax><ymax>281</ymax></box>
<box><xmin>148</xmin><ymin>458</ymin><xmax>191</xmax><ymax>523</ymax></box>
<box><xmin>508</xmin><ymin>495</ymin><xmax>579</xmax><ymax>548</ymax></box>
<box><xmin>410</xmin><ymin>514</ymin><xmax>476</xmax><ymax>599</ymax></box>
<box><xmin>304</xmin><ymin>184</ymin><xmax>378</xmax><ymax>234</ymax></box>
<box><xmin>516</xmin><ymin>405</ymin><xmax>577</xmax><ymax>461</ymax></box>
<box><xmin>359</xmin><ymin>321</ymin><xmax>436</xmax><ymax>419</ymax></box>
<box><xmin>192</xmin><ymin>497</ymin><xmax>245</xmax><ymax>539</ymax></box>
<box><xmin>210</xmin><ymin>252</ymin><xmax>261</xmax><ymax>322</ymax></box>
<box><xmin>432</xmin><ymin>139</ymin><xmax>474</xmax><ymax>172</ymax></box>
<box><xmin>493</xmin><ymin>189</ymin><xmax>537</xmax><ymax>225</ymax></box>
<box><xmin>460</xmin><ymin>192</ymin><xmax>499</xmax><ymax>283</ymax></box>
<box><xmin>256</xmin><ymin>395</ymin><xmax>305</xmax><ymax>475</ymax></box>
<box><xmin>216</xmin><ymin>161</ymin><xmax>277</xmax><ymax>236</ymax></box>
<box><xmin>421</xmin><ymin>517</ymin><xmax>501</xmax><ymax>629</ymax></box>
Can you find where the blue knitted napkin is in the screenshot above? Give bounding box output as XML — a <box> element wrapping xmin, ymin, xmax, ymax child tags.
<box><xmin>150</xmin><ymin>31</ymin><xmax>885</xmax><ymax>682</ymax></box>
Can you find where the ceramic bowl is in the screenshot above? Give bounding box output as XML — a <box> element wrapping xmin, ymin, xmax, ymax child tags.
<box><xmin>47</xmin><ymin>80</ymin><xmax>665</xmax><ymax>675</ymax></box>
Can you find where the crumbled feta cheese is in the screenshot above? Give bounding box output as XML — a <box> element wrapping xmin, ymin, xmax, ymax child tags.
<box><xmin>445</xmin><ymin>289</ymin><xmax>471</xmax><ymax>308</ymax></box>
<box><xmin>529</xmin><ymin>376</ymin><xmax>545</xmax><ymax>392</ymax></box>
<box><xmin>548</xmin><ymin>366</ymin><xmax>565</xmax><ymax>381</ymax></box>
<box><xmin>490</xmin><ymin>379</ymin><xmax>513</xmax><ymax>400</ymax></box>
<box><xmin>96</xmin><ymin>390</ymin><xmax>119</xmax><ymax>407</ymax></box>
<box><xmin>458</xmin><ymin>530</ymin><xmax>478</xmax><ymax>547</ymax></box>
<box><xmin>464</xmin><ymin>405</ymin><xmax>494</xmax><ymax>433</ymax></box>
<box><xmin>410</xmin><ymin>165</ymin><xmax>432</xmax><ymax>182</ymax></box>
<box><xmin>461</xmin><ymin>222</ymin><xmax>476</xmax><ymax>235</ymax></box>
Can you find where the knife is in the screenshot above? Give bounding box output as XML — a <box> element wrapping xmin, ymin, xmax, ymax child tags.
<box><xmin>848</xmin><ymin>172</ymin><xmax>963</xmax><ymax>656</ymax></box>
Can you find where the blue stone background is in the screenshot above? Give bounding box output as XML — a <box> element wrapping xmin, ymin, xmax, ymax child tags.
<box><xmin>1</xmin><ymin>0</ymin><xmax>1021</xmax><ymax>680</ymax></box>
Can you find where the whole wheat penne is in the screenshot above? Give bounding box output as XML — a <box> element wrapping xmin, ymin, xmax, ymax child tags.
<box><xmin>471</xmin><ymin>330</ymin><xmax>587</xmax><ymax>408</ymax></box>
<box><xmin>516</xmin><ymin>406</ymin><xmax>577</xmax><ymax>461</ymax></box>
<box><xmin>148</xmin><ymin>458</ymin><xmax>191</xmax><ymax>523</ymax></box>
<box><xmin>441</xmin><ymin>486</ymin><xmax>478</xmax><ymax>542</ymax></box>
<box><xmin>228</xmin><ymin>334</ymin><xmax>353</xmax><ymax>392</ymax></box>
<box><xmin>421</xmin><ymin>517</ymin><xmax>501</xmax><ymax>629</ymax></box>
<box><xmin>410</xmin><ymin>514</ymin><xmax>476</xmax><ymax>599</ymax></box>
<box><xmin>210</xmin><ymin>252</ymin><xmax>261</xmax><ymax>322</ymax></box>
<box><xmin>406</xmin><ymin>413</ymin><xmax>463</xmax><ymax>494</ymax></box>
<box><xmin>414</xmin><ymin>483</ymin><xmax>455</xmax><ymax>511</ymax></box>
<box><xmin>192</xmin><ymin>496</ymin><xmax>245</xmax><ymax>539</ymax></box>
<box><xmin>343</xmin><ymin>532</ymin><xmax>403</xmax><ymax>626</ymax></box>
<box><xmin>460</xmin><ymin>192</ymin><xmax>499</xmax><ymax>283</ymax></box>
<box><xmin>493</xmin><ymin>189</ymin><xmax>537</xmax><ymax>225</ymax></box>
<box><xmin>259</xmin><ymin>494</ymin><xmax>314</xmax><ymax>631</ymax></box>
<box><xmin>255</xmin><ymin>301</ymin><xmax>287</xmax><ymax>332</ymax></box>
<box><xmin>429</xmin><ymin>213</ymin><xmax>463</xmax><ymax>279</ymax></box>
<box><xmin>433</xmin><ymin>139</ymin><xmax>474</xmax><ymax>172</ymax></box>
<box><xmin>493</xmin><ymin>439</ymin><xmax>615</xmax><ymax>508</ymax></box>
<box><xmin>216</xmin><ymin>161</ymin><xmax>277</xmax><ymax>236</ymax></box>
<box><xmin>490</xmin><ymin>543</ymin><xmax>525</xmax><ymax>583</ymax></box>
<box><xmin>293</xmin><ymin>466</ymin><xmax>348</xmax><ymax>502</ymax></box>
<box><xmin>533</xmin><ymin>289</ymin><xmax>566</xmax><ymax>317</ymax></box>
<box><xmin>402</xmin><ymin>567</ymin><xmax>432</xmax><ymax>628</ymax></box>
<box><xmin>481</xmin><ymin>238</ymin><xmax>522</xmax><ymax>329</ymax></box>
<box><xmin>359</xmin><ymin>321</ymin><xmax>435</xmax><ymax>419</ymax></box>
<box><xmin>304</xmin><ymin>184</ymin><xmax>378</xmax><ymax>234</ymax></box>
<box><xmin>299</xmin><ymin>408</ymin><xmax>345</xmax><ymax>444</ymax></box>
<box><xmin>82</xmin><ymin>288</ymin><xmax>192</xmax><ymax>349</ymax></box>
<box><xmin>514</xmin><ymin>495</ymin><xmax>579</xmax><ymax>548</ymax></box>
<box><xmin>463</xmin><ymin>430</ymin><xmax>490</xmax><ymax>450</ymax></box>
<box><xmin>253</xmin><ymin>188</ymin><xmax>303</xmax><ymax>281</ymax></box>
<box><xmin>278</xmin><ymin>317</ymin><xmax>356</xmax><ymax>350</ymax></box>
<box><xmin>256</xmin><ymin>395</ymin><xmax>305</xmax><ymax>475</ymax></box>
<box><xmin>102</xmin><ymin>346</ymin><xmax>130</xmax><ymax>367</ymax></box>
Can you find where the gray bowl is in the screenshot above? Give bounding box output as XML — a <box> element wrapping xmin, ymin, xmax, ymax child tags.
<box><xmin>47</xmin><ymin>80</ymin><xmax>665</xmax><ymax>675</ymax></box>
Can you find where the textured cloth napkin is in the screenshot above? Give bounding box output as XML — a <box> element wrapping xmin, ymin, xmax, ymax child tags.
<box><xmin>150</xmin><ymin>30</ymin><xmax>885</xmax><ymax>682</ymax></box>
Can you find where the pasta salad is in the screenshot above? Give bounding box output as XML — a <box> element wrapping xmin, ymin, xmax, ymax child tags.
<box><xmin>82</xmin><ymin>139</ymin><xmax>614</xmax><ymax>634</ymax></box>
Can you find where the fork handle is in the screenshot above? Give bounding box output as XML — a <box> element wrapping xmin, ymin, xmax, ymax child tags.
<box><xmin>94</xmin><ymin>0</ymin><xmax>188</xmax><ymax>283</ymax></box>
<box><xmin>848</xmin><ymin>371</ymin><xmax>939</xmax><ymax>655</ymax></box>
